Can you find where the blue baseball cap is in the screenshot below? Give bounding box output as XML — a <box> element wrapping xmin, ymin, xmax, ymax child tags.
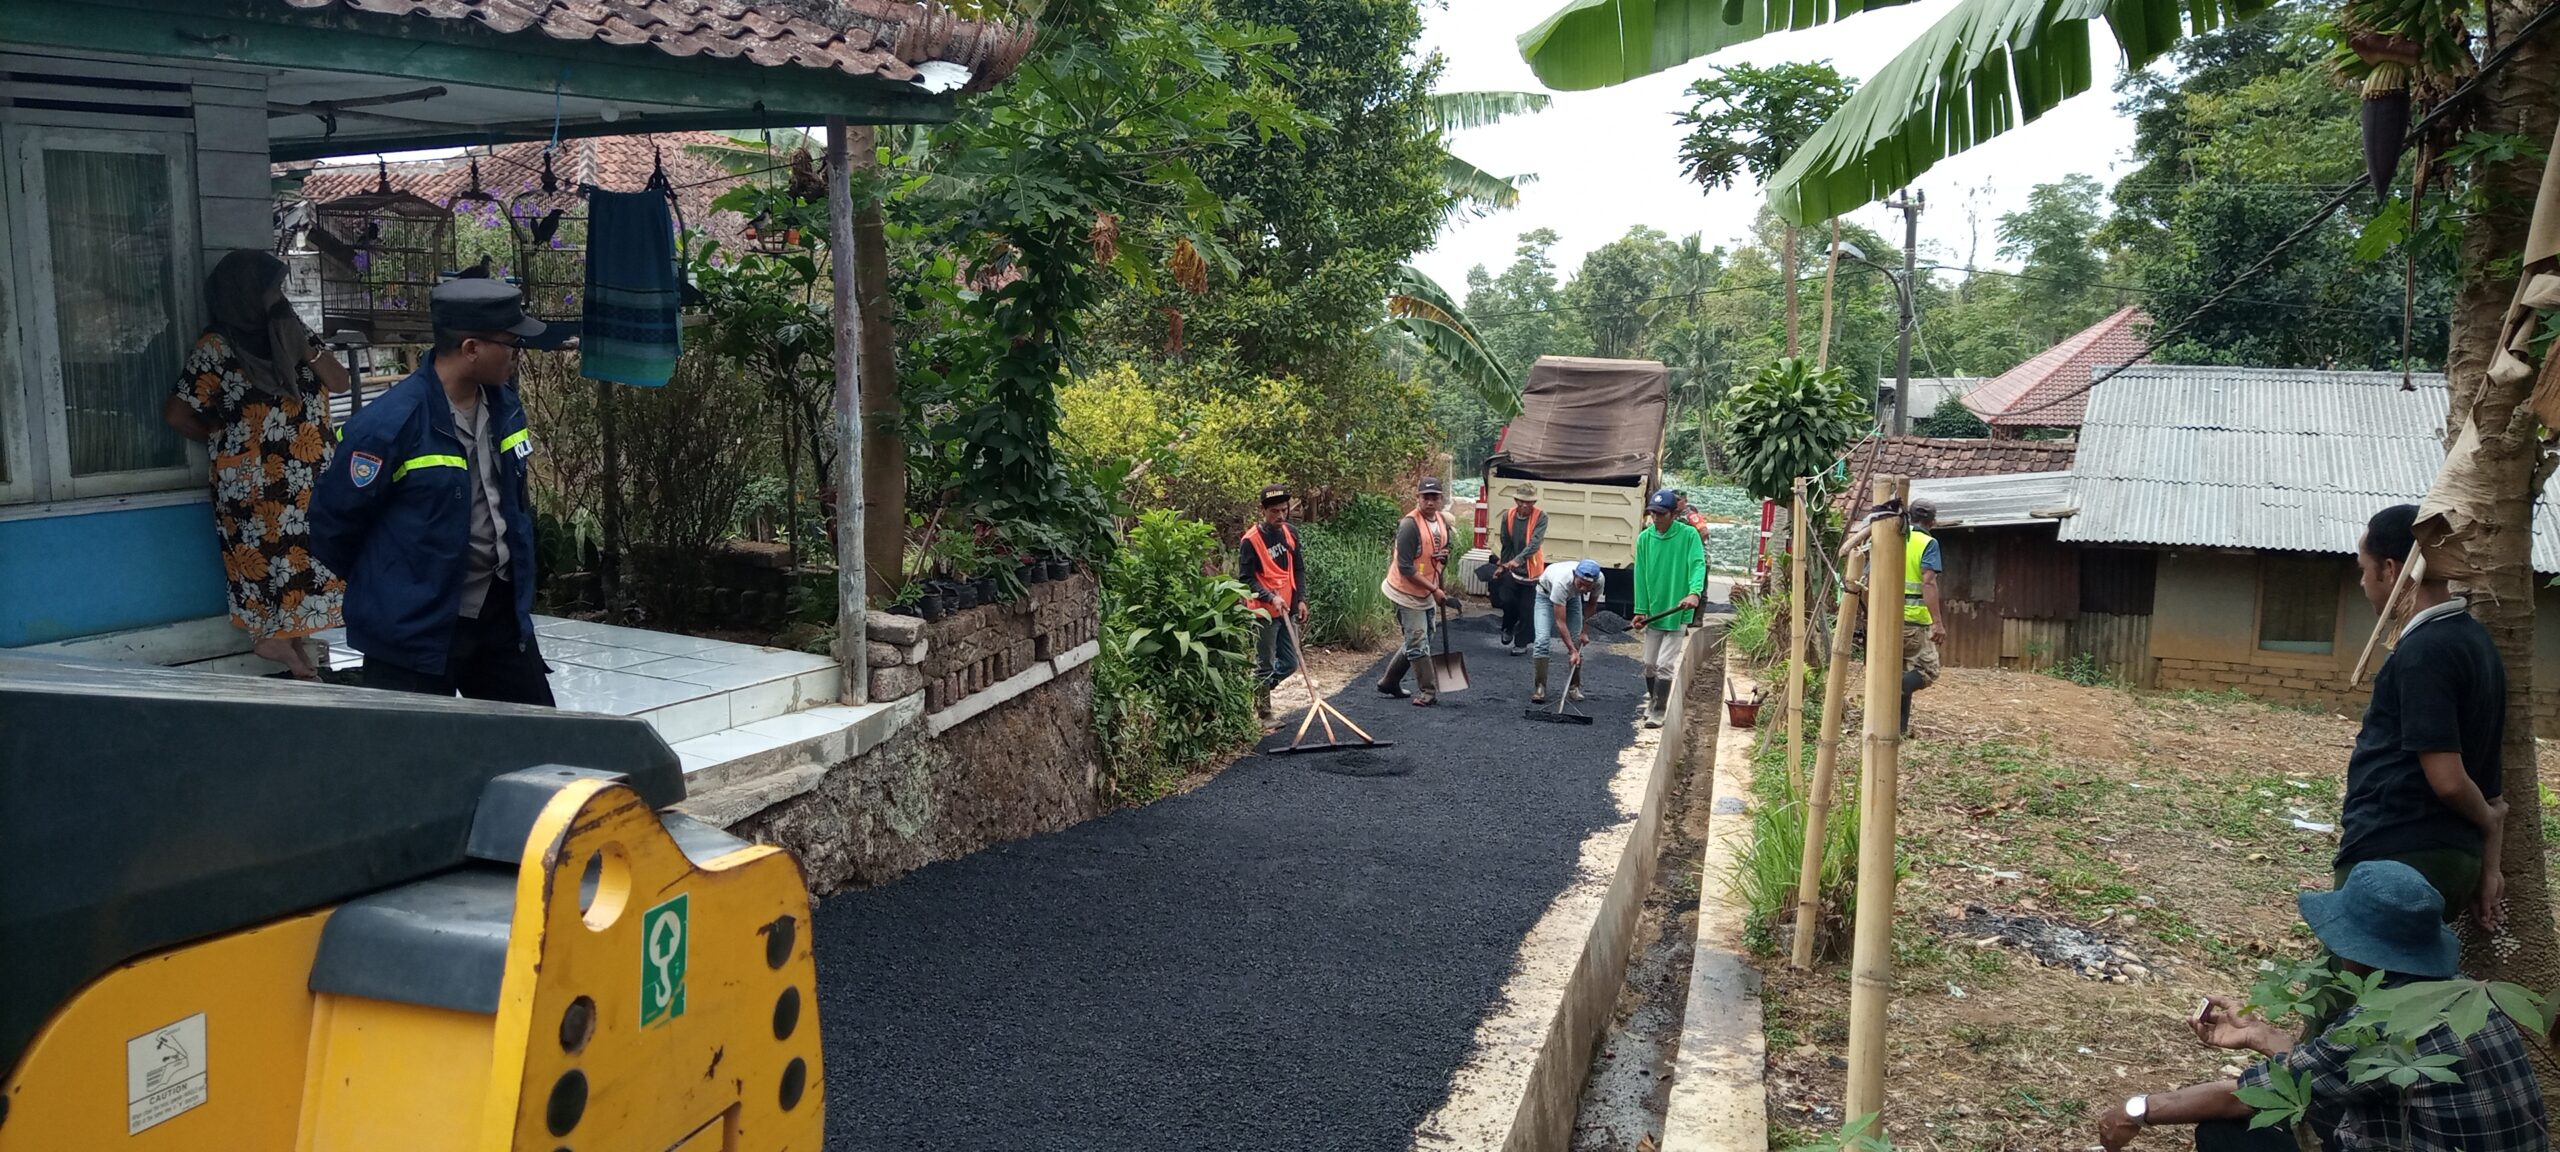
<box><xmin>1574</xmin><ymin>559</ymin><xmax>1602</xmax><ymax>581</ymax></box>
<box><xmin>1648</xmin><ymin>489</ymin><xmax>1680</xmax><ymax>513</ymax></box>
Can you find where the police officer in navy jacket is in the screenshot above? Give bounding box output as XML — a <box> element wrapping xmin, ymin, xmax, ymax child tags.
<box><xmin>312</xmin><ymin>280</ymin><xmax>560</xmax><ymax>704</ymax></box>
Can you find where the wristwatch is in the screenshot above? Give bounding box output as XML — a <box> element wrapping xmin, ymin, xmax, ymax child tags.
<box><xmin>2125</xmin><ymin>1095</ymin><xmax>2149</xmax><ymax>1126</ymax></box>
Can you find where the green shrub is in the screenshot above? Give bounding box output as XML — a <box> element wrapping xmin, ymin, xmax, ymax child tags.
<box><xmin>1730</xmin><ymin>730</ymin><xmax>1864</xmax><ymax>958</ymax></box>
<box><xmin>1298</xmin><ymin>522</ymin><xmax>1397</xmax><ymax>649</ymax></box>
<box><xmin>1728</xmin><ymin>594</ymin><xmax>1778</xmax><ymax>660</ymax></box>
<box><xmin>1093</xmin><ymin>510</ymin><xmax>1261</xmax><ymax>802</ymax></box>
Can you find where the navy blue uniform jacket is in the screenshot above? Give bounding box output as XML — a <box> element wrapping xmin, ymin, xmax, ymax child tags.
<box><xmin>310</xmin><ymin>355</ymin><xmax>539</xmax><ymax>676</ymax></box>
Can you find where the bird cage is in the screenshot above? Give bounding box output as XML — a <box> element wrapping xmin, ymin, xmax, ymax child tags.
<box><xmin>508</xmin><ymin>149</ymin><xmax>587</xmax><ymax>323</ymax></box>
<box><xmin>310</xmin><ymin>160</ymin><xmax>454</xmax><ymax>343</ymax></box>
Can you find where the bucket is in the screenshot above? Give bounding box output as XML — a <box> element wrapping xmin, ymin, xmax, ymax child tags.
<box><xmin>1725</xmin><ymin>699</ymin><xmax>1762</xmax><ymax>728</ymax></box>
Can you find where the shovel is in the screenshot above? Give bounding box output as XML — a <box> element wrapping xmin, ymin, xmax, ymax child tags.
<box><xmin>1523</xmin><ymin>661</ymin><xmax>1593</xmax><ymax>725</ymax></box>
<box><xmin>1428</xmin><ymin>603</ymin><xmax>1470</xmax><ymax>693</ymax></box>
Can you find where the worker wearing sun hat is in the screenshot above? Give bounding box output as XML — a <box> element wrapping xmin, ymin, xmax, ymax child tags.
<box><xmin>2092</xmin><ymin>860</ymin><xmax>2543</xmax><ymax>1152</ymax></box>
<box><xmin>1493</xmin><ymin>482</ymin><xmax>1547</xmax><ymax>654</ymax></box>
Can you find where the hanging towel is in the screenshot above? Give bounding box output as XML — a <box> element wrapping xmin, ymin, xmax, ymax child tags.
<box><xmin>580</xmin><ymin>188</ymin><xmax>682</xmax><ymax>387</ymax></box>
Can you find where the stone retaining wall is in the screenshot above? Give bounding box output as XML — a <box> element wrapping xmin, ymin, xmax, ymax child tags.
<box><xmin>728</xmin><ymin>663</ymin><xmax>1102</xmax><ymax>894</ymax></box>
<box><xmin>2155</xmin><ymin>655</ymin><xmax>2560</xmax><ymax>735</ymax></box>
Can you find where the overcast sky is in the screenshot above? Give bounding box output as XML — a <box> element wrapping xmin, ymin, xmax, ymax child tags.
<box><xmin>1411</xmin><ymin>0</ymin><xmax>2144</xmax><ymax>292</ymax></box>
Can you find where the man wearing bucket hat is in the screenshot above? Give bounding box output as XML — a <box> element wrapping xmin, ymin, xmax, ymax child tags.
<box><xmin>1492</xmin><ymin>483</ymin><xmax>1548</xmax><ymax>655</ymax></box>
<box><xmin>1377</xmin><ymin>476</ymin><xmax>1459</xmax><ymax>705</ymax></box>
<box><xmin>2092</xmin><ymin>860</ymin><xmax>2544</xmax><ymax>1152</ymax></box>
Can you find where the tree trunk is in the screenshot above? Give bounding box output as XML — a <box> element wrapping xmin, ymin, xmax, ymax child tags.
<box><xmin>1783</xmin><ymin>223</ymin><xmax>1801</xmax><ymax>359</ymax></box>
<box><xmin>2440</xmin><ymin>0</ymin><xmax>2558</xmax><ymax>1033</ymax></box>
<box><xmin>847</xmin><ymin>125</ymin><xmax>907</xmax><ymax>601</ymax></box>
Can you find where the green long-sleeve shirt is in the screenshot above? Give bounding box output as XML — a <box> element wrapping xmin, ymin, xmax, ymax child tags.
<box><xmin>1633</xmin><ymin>520</ymin><xmax>1706</xmax><ymax>631</ymax></box>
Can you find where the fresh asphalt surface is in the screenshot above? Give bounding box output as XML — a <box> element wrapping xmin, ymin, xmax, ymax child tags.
<box><xmin>810</xmin><ymin>609</ymin><xmax>1648</xmax><ymax>1151</ymax></box>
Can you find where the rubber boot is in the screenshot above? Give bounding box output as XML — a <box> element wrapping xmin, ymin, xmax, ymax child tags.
<box><xmin>1640</xmin><ymin>675</ymin><xmax>1659</xmax><ymax>724</ymax></box>
<box><xmin>1567</xmin><ymin>665</ymin><xmax>1585</xmax><ymax>702</ymax></box>
<box><xmin>1531</xmin><ymin>658</ymin><xmax>1551</xmax><ymax>705</ymax></box>
<box><xmin>1900</xmin><ymin>670</ymin><xmax>1927</xmax><ymax>738</ymax></box>
<box><xmin>1412</xmin><ymin>655</ymin><xmax>1440</xmax><ymax>706</ymax></box>
<box><xmin>1255</xmin><ymin>685</ymin><xmax>1274</xmax><ymax>723</ymax></box>
<box><xmin>1376</xmin><ymin>654</ymin><xmax>1412</xmax><ymax>698</ymax></box>
<box><xmin>1644</xmin><ymin>679</ymin><xmax>1670</xmax><ymax>729</ymax></box>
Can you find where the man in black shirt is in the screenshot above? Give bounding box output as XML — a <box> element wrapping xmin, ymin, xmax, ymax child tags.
<box><xmin>2337</xmin><ymin>504</ymin><xmax>2509</xmax><ymax>930</ymax></box>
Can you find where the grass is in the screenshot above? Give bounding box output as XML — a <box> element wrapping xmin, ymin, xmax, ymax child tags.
<box><xmin>1729</xmin><ymin>710</ymin><xmax>1873</xmax><ymax>959</ymax></box>
<box><xmin>1297</xmin><ymin>523</ymin><xmax>1396</xmax><ymax>649</ymax></box>
<box><xmin>1728</xmin><ymin>593</ymin><xmax>1779</xmax><ymax>661</ymax></box>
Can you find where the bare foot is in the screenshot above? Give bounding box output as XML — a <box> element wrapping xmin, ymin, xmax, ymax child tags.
<box><xmin>254</xmin><ymin>637</ymin><xmax>320</xmax><ymax>680</ymax></box>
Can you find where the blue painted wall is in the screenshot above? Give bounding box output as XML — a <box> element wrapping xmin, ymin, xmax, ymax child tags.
<box><xmin>0</xmin><ymin>501</ymin><xmax>226</xmax><ymax>647</ymax></box>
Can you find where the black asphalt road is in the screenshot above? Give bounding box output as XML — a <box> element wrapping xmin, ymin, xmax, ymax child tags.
<box><xmin>811</xmin><ymin>611</ymin><xmax>1645</xmax><ymax>1151</ymax></box>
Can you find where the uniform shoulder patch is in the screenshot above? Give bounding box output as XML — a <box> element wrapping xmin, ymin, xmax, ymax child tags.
<box><xmin>349</xmin><ymin>451</ymin><xmax>383</xmax><ymax>488</ymax></box>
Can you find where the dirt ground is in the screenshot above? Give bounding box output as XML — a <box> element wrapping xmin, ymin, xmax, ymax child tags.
<box><xmin>1756</xmin><ymin>665</ymin><xmax>2552</xmax><ymax>1151</ymax></box>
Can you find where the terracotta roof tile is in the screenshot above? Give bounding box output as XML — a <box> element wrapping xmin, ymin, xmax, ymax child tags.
<box><xmin>1829</xmin><ymin>435</ymin><xmax>2079</xmax><ymax>517</ymax></box>
<box><xmin>1961</xmin><ymin>307</ymin><xmax>2152</xmax><ymax>429</ymax></box>
<box><xmin>274</xmin><ymin>0</ymin><xmax>1035</xmax><ymax>91</ymax></box>
<box><xmin>288</xmin><ymin>131</ymin><xmax>755</xmax><ymax>248</ymax></box>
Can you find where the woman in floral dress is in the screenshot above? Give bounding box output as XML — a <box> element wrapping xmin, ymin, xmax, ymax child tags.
<box><xmin>161</xmin><ymin>250</ymin><xmax>349</xmax><ymax>679</ymax></box>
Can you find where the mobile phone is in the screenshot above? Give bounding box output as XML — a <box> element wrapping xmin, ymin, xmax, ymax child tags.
<box><xmin>2192</xmin><ymin>997</ymin><xmax>2213</xmax><ymax>1025</ymax></box>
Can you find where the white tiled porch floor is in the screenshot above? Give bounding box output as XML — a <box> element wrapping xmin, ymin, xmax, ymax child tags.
<box><xmin>313</xmin><ymin>616</ymin><xmax>847</xmax><ymax>757</ymax></box>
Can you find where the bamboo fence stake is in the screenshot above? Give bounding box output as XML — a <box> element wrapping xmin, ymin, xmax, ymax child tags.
<box><xmin>2348</xmin><ymin>551</ymin><xmax>2427</xmax><ymax>686</ymax></box>
<box><xmin>1789</xmin><ymin>542</ymin><xmax>1866</xmax><ymax>970</ymax></box>
<box><xmin>1843</xmin><ymin>476</ymin><xmax>1907</xmax><ymax>1131</ymax></box>
<box><xmin>1787</xmin><ymin>477</ymin><xmax>1810</xmax><ymax>794</ymax></box>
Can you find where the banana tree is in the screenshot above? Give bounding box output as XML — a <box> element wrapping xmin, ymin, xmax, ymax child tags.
<box><xmin>1518</xmin><ymin>0</ymin><xmax>2272</xmax><ymax>224</ymax></box>
<box><xmin>1425</xmin><ymin>90</ymin><xmax>1552</xmax><ymax>215</ymax></box>
<box><xmin>1386</xmin><ymin>264</ymin><xmax>1522</xmax><ymax>419</ymax></box>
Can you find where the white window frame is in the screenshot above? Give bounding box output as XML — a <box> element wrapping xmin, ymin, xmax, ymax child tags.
<box><xmin>2</xmin><ymin>122</ymin><xmax>204</xmax><ymax>504</ymax></box>
<box><xmin>0</xmin><ymin>185</ymin><xmax>29</xmax><ymax>506</ymax></box>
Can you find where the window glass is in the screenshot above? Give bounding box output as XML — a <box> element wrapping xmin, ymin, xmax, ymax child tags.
<box><xmin>41</xmin><ymin>146</ymin><xmax>185</xmax><ymax>478</ymax></box>
<box><xmin>2258</xmin><ymin>554</ymin><xmax>2339</xmax><ymax>654</ymax></box>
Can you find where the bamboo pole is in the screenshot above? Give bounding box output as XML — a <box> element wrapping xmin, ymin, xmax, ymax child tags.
<box><xmin>1843</xmin><ymin>476</ymin><xmax>1907</xmax><ymax>1131</ymax></box>
<box><xmin>1789</xmin><ymin>541</ymin><xmax>1866</xmax><ymax>970</ymax></box>
<box><xmin>2348</xmin><ymin>551</ymin><xmax>2428</xmax><ymax>686</ymax></box>
<box><xmin>1787</xmin><ymin>478</ymin><xmax>1810</xmax><ymax>794</ymax></box>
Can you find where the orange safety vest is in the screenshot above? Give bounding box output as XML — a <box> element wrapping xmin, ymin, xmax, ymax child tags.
<box><xmin>1242</xmin><ymin>521</ymin><xmax>1298</xmax><ymax>619</ymax></box>
<box><xmin>1500</xmin><ymin>506</ymin><xmax>1546</xmax><ymax>577</ymax></box>
<box><xmin>1385</xmin><ymin>508</ymin><xmax>1449</xmax><ymax>601</ymax></box>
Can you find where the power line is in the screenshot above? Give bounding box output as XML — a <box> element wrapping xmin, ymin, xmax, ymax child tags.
<box><xmin>2001</xmin><ymin>0</ymin><xmax>2560</xmax><ymax>419</ymax></box>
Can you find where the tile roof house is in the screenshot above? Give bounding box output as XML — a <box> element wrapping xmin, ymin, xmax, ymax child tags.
<box><xmin>1960</xmin><ymin>307</ymin><xmax>2150</xmax><ymax>437</ymax></box>
<box><xmin>1831</xmin><ymin>435</ymin><xmax>2078</xmax><ymax>520</ymax></box>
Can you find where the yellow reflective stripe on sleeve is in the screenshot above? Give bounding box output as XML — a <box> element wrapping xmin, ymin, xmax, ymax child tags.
<box><xmin>498</xmin><ymin>429</ymin><xmax>530</xmax><ymax>454</ymax></box>
<box><xmin>392</xmin><ymin>454</ymin><xmax>467</xmax><ymax>481</ymax></box>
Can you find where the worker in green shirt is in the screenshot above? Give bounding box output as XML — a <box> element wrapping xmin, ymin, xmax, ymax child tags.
<box><xmin>1628</xmin><ymin>489</ymin><xmax>1707</xmax><ymax>729</ymax></box>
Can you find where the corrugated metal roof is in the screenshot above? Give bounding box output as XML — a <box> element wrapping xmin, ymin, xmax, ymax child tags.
<box><xmin>2059</xmin><ymin>365</ymin><xmax>2560</xmax><ymax>571</ymax></box>
<box><xmin>1911</xmin><ymin>471</ymin><xmax>2075</xmax><ymax>528</ymax></box>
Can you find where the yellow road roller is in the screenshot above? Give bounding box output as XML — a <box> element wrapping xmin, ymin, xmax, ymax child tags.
<box><xmin>0</xmin><ymin>653</ymin><xmax>824</xmax><ymax>1150</ymax></box>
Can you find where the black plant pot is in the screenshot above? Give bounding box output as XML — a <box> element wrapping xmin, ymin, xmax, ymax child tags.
<box><xmin>976</xmin><ymin>577</ymin><xmax>999</xmax><ymax>604</ymax></box>
<box><xmin>949</xmin><ymin>583</ymin><xmax>978</xmax><ymax>612</ymax></box>
<box><xmin>915</xmin><ymin>593</ymin><xmax>945</xmax><ymax>622</ymax></box>
<box><xmin>1049</xmin><ymin>560</ymin><xmax>1072</xmax><ymax>582</ymax></box>
<box><xmin>1025</xmin><ymin>563</ymin><xmax>1049</xmax><ymax>585</ymax></box>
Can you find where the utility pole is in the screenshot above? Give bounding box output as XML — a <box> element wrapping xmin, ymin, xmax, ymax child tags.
<box><xmin>1888</xmin><ymin>190</ymin><xmax>1923</xmax><ymax>436</ymax></box>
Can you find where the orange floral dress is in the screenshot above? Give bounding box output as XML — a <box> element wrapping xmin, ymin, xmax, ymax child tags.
<box><xmin>174</xmin><ymin>331</ymin><xmax>345</xmax><ymax>641</ymax></box>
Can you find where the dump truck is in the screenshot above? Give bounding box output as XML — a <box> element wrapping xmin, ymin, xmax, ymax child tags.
<box><xmin>1467</xmin><ymin>356</ymin><xmax>1673</xmax><ymax>617</ymax></box>
<box><xmin>0</xmin><ymin>654</ymin><xmax>823</xmax><ymax>1151</ymax></box>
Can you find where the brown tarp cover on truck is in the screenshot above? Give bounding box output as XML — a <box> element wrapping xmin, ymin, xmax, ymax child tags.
<box><xmin>1492</xmin><ymin>356</ymin><xmax>1670</xmax><ymax>483</ymax></box>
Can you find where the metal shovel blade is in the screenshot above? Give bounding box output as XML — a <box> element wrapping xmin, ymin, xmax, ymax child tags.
<box><xmin>1430</xmin><ymin>650</ymin><xmax>1470</xmax><ymax>693</ymax></box>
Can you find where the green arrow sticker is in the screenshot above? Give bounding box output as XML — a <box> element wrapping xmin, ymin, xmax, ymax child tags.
<box><xmin>640</xmin><ymin>893</ymin><xmax>689</xmax><ymax>1027</ymax></box>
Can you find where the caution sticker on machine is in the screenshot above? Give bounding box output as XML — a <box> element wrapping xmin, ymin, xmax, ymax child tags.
<box><xmin>125</xmin><ymin>1013</ymin><xmax>208</xmax><ymax>1134</ymax></box>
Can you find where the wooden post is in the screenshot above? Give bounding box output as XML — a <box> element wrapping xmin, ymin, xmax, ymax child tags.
<box><xmin>597</xmin><ymin>379</ymin><xmax>621</xmax><ymax>610</ymax></box>
<box><xmin>826</xmin><ymin>119</ymin><xmax>869</xmax><ymax>705</ymax></box>
<box><xmin>1816</xmin><ymin>220</ymin><xmax>1842</xmax><ymax>371</ymax></box>
<box><xmin>1789</xmin><ymin>542</ymin><xmax>1866</xmax><ymax>970</ymax></box>
<box><xmin>1786</xmin><ymin>477</ymin><xmax>1810</xmax><ymax>794</ymax></box>
<box><xmin>848</xmin><ymin>125</ymin><xmax>907</xmax><ymax>603</ymax></box>
<box><xmin>1843</xmin><ymin>476</ymin><xmax>1907</xmax><ymax>1130</ymax></box>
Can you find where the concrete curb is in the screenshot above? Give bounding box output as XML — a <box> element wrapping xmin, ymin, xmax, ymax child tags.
<box><xmin>1661</xmin><ymin>655</ymin><xmax>1767</xmax><ymax>1151</ymax></box>
<box><xmin>1415</xmin><ymin>625</ymin><xmax>1721</xmax><ymax>1152</ymax></box>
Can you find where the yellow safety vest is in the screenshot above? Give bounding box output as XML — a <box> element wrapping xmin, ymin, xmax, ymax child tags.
<box><xmin>1904</xmin><ymin>529</ymin><xmax>1936</xmax><ymax>625</ymax></box>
